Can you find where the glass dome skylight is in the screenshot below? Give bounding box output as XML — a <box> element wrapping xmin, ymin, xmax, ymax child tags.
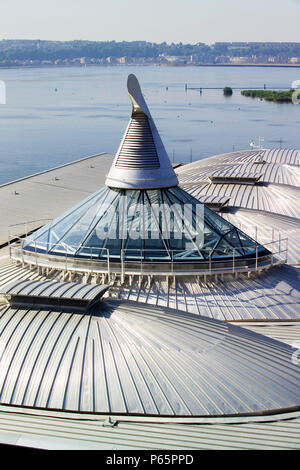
<box><xmin>22</xmin><ymin>185</ymin><xmax>267</xmax><ymax>262</ymax></box>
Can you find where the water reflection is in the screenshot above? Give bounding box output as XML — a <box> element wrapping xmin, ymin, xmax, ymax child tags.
<box><xmin>0</xmin><ymin>65</ymin><xmax>299</xmax><ymax>184</ymax></box>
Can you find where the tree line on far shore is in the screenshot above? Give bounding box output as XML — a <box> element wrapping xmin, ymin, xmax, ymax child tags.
<box><xmin>0</xmin><ymin>40</ymin><xmax>300</xmax><ymax>61</ymax></box>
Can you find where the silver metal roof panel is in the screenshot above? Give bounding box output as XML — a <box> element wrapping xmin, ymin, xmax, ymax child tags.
<box><xmin>114</xmin><ymin>264</ymin><xmax>300</xmax><ymax>321</ymax></box>
<box><xmin>0</xmin><ymin>405</ymin><xmax>299</xmax><ymax>449</ymax></box>
<box><xmin>0</xmin><ymin>405</ymin><xmax>298</xmax><ymax>449</ymax></box>
<box><xmin>177</xmin><ymin>148</ymin><xmax>300</xmax><ymax>187</ymax></box>
<box><xmin>0</xmin><ymin>299</ymin><xmax>299</xmax><ymax>417</ymax></box>
<box><xmin>1</xmin><ymin>259</ymin><xmax>299</xmax><ymax>323</ymax></box>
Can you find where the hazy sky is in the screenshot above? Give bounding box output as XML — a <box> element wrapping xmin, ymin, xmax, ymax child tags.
<box><xmin>1</xmin><ymin>0</ymin><xmax>300</xmax><ymax>43</ymax></box>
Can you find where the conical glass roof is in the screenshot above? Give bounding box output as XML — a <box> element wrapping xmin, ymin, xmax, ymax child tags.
<box><xmin>22</xmin><ymin>74</ymin><xmax>268</xmax><ymax>264</ymax></box>
<box><xmin>22</xmin><ymin>185</ymin><xmax>266</xmax><ymax>262</ymax></box>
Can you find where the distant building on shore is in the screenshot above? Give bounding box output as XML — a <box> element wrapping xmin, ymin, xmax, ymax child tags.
<box><xmin>289</xmin><ymin>57</ymin><xmax>300</xmax><ymax>64</ymax></box>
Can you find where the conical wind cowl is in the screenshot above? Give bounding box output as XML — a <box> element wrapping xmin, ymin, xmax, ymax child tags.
<box><xmin>105</xmin><ymin>74</ymin><xmax>178</xmax><ymax>190</ymax></box>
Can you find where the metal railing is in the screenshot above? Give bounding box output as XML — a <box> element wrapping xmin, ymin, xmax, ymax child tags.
<box><xmin>9</xmin><ymin>236</ymin><xmax>288</xmax><ymax>283</ymax></box>
<box><xmin>8</xmin><ymin>219</ymin><xmax>52</xmax><ymax>240</ymax></box>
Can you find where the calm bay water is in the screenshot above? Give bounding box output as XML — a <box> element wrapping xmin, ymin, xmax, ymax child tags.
<box><xmin>0</xmin><ymin>65</ymin><xmax>299</xmax><ymax>185</ymax></box>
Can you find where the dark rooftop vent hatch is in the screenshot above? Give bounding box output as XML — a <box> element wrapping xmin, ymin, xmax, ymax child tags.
<box><xmin>0</xmin><ymin>280</ymin><xmax>109</xmax><ymax>313</ymax></box>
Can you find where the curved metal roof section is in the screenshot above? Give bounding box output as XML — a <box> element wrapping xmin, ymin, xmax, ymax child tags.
<box><xmin>0</xmin><ymin>298</ymin><xmax>299</xmax><ymax>417</ymax></box>
<box><xmin>235</xmin><ymin>321</ymin><xmax>300</xmax><ymax>348</ymax></box>
<box><xmin>177</xmin><ymin>148</ymin><xmax>300</xmax><ymax>219</ymax></box>
<box><xmin>0</xmin><ymin>257</ymin><xmax>300</xmax><ymax>323</ymax></box>
<box><xmin>0</xmin><ymin>406</ymin><xmax>299</xmax><ymax>449</ymax></box>
<box><xmin>177</xmin><ymin>148</ymin><xmax>298</xmax><ymax>175</ymax></box>
<box><xmin>176</xmin><ymin>148</ymin><xmax>300</xmax><ymax>265</ymax></box>
<box><xmin>115</xmin><ymin>264</ymin><xmax>300</xmax><ymax>321</ymax></box>
<box><xmin>183</xmin><ymin>182</ymin><xmax>300</xmax><ymax>219</ymax></box>
<box><xmin>176</xmin><ymin>148</ymin><xmax>300</xmax><ymax>187</ymax></box>
<box><xmin>105</xmin><ymin>74</ymin><xmax>178</xmax><ymax>189</ymax></box>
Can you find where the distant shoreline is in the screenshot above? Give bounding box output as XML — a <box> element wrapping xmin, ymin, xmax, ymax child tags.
<box><xmin>0</xmin><ymin>62</ymin><xmax>300</xmax><ymax>70</ymax></box>
<box><xmin>191</xmin><ymin>63</ymin><xmax>300</xmax><ymax>68</ymax></box>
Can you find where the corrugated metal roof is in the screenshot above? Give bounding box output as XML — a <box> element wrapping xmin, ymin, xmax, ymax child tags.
<box><xmin>0</xmin><ymin>145</ymin><xmax>299</xmax><ymax>449</ymax></box>
<box><xmin>175</xmin><ymin>148</ymin><xmax>300</xmax><ymax>266</ymax></box>
<box><xmin>177</xmin><ymin>148</ymin><xmax>300</xmax><ymax>220</ymax></box>
<box><xmin>176</xmin><ymin>149</ymin><xmax>300</xmax><ymax>186</ymax></box>
<box><xmin>0</xmin><ymin>299</ymin><xmax>299</xmax><ymax>417</ymax></box>
<box><xmin>114</xmin><ymin>265</ymin><xmax>300</xmax><ymax>321</ymax></box>
<box><xmin>0</xmin><ymin>259</ymin><xmax>299</xmax><ymax>322</ymax></box>
<box><xmin>0</xmin><ymin>406</ymin><xmax>298</xmax><ymax>449</ymax></box>
<box><xmin>182</xmin><ymin>182</ymin><xmax>300</xmax><ymax>220</ymax></box>
<box><xmin>181</xmin><ymin>161</ymin><xmax>299</xmax><ymax>187</ymax></box>
<box><xmin>233</xmin><ymin>322</ymin><xmax>300</xmax><ymax>347</ymax></box>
